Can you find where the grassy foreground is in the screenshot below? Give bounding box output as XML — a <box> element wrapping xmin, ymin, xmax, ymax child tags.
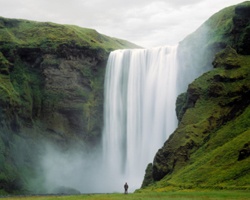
<box><xmin>2</xmin><ymin>191</ymin><xmax>250</xmax><ymax>200</ymax></box>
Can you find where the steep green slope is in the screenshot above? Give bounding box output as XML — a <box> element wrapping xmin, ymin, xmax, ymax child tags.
<box><xmin>0</xmin><ymin>17</ymin><xmax>137</xmax><ymax>51</ymax></box>
<box><xmin>141</xmin><ymin>1</ymin><xmax>250</xmax><ymax>191</ymax></box>
<box><xmin>0</xmin><ymin>17</ymin><xmax>139</xmax><ymax>194</ymax></box>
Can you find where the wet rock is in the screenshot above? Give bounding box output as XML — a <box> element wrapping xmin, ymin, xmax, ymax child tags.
<box><xmin>238</xmin><ymin>142</ymin><xmax>250</xmax><ymax>161</ymax></box>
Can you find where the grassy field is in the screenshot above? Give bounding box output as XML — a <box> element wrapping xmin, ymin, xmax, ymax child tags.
<box><xmin>1</xmin><ymin>191</ymin><xmax>250</xmax><ymax>200</ymax></box>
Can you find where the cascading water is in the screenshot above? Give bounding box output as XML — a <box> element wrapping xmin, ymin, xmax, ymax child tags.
<box><xmin>102</xmin><ymin>46</ymin><xmax>179</xmax><ymax>192</ymax></box>
<box><xmin>40</xmin><ymin>45</ymin><xmax>211</xmax><ymax>194</ymax></box>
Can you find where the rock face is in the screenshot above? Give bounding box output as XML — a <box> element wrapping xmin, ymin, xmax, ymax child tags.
<box><xmin>0</xmin><ymin>17</ymin><xmax>138</xmax><ymax>194</ymax></box>
<box><xmin>238</xmin><ymin>142</ymin><xmax>250</xmax><ymax>161</ymax></box>
<box><xmin>141</xmin><ymin>2</ymin><xmax>250</xmax><ymax>191</ymax></box>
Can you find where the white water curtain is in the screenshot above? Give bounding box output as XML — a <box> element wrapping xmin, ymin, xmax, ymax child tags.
<box><xmin>102</xmin><ymin>46</ymin><xmax>179</xmax><ymax>191</ymax></box>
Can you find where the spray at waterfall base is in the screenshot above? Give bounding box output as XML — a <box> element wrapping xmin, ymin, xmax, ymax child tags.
<box><xmin>40</xmin><ymin>46</ymin><xmax>210</xmax><ymax>193</ymax></box>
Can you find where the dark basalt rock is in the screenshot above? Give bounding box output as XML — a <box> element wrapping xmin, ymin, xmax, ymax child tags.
<box><xmin>232</xmin><ymin>2</ymin><xmax>250</xmax><ymax>54</ymax></box>
<box><xmin>238</xmin><ymin>142</ymin><xmax>250</xmax><ymax>161</ymax></box>
<box><xmin>0</xmin><ymin>16</ymin><xmax>138</xmax><ymax>194</ymax></box>
<box><xmin>141</xmin><ymin>163</ymin><xmax>153</xmax><ymax>188</ymax></box>
<box><xmin>141</xmin><ymin>3</ymin><xmax>250</xmax><ymax>189</ymax></box>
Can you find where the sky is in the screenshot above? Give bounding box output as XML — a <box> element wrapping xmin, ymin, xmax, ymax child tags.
<box><xmin>0</xmin><ymin>0</ymin><xmax>246</xmax><ymax>48</ymax></box>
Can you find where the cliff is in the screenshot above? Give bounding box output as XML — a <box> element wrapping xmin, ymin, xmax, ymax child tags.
<box><xmin>141</xmin><ymin>1</ymin><xmax>250</xmax><ymax>191</ymax></box>
<box><xmin>0</xmin><ymin>17</ymin><xmax>138</xmax><ymax>194</ymax></box>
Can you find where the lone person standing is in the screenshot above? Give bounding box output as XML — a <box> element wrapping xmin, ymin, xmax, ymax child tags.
<box><xmin>124</xmin><ymin>182</ymin><xmax>129</xmax><ymax>194</ymax></box>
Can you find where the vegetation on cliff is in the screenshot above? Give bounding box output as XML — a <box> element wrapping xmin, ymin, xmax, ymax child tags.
<box><xmin>1</xmin><ymin>1</ymin><xmax>250</xmax><ymax>195</ymax></box>
<box><xmin>0</xmin><ymin>17</ymin><xmax>138</xmax><ymax>194</ymax></box>
<box><xmin>141</xmin><ymin>1</ymin><xmax>250</xmax><ymax>191</ymax></box>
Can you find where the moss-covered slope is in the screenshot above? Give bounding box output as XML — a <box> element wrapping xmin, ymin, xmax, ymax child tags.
<box><xmin>0</xmin><ymin>17</ymin><xmax>139</xmax><ymax>194</ymax></box>
<box><xmin>141</xmin><ymin>1</ymin><xmax>250</xmax><ymax>191</ymax></box>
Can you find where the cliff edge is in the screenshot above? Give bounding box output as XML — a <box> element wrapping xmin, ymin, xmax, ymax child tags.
<box><xmin>141</xmin><ymin>1</ymin><xmax>250</xmax><ymax>191</ymax></box>
<box><xmin>0</xmin><ymin>17</ymin><xmax>138</xmax><ymax>194</ymax></box>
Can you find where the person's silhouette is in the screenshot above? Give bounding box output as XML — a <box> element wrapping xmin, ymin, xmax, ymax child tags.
<box><xmin>124</xmin><ymin>182</ymin><xmax>128</xmax><ymax>194</ymax></box>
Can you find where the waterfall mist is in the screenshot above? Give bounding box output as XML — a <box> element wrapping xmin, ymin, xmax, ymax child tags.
<box><xmin>39</xmin><ymin>44</ymin><xmax>212</xmax><ymax>194</ymax></box>
<box><xmin>40</xmin><ymin>144</ymin><xmax>108</xmax><ymax>193</ymax></box>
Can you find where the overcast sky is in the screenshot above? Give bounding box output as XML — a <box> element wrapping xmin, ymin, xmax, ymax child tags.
<box><xmin>0</xmin><ymin>0</ymin><xmax>245</xmax><ymax>47</ymax></box>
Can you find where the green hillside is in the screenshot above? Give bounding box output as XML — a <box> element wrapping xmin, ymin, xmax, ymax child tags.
<box><xmin>0</xmin><ymin>17</ymin><xmax>138</xmax><ymax>194</ymax></box>
<box><xmin>141</xmin><ymin>1</ymin><xmax>250</xmax><ymax>191</ymax></box>
<box><xmin>1</xmin><ymin>1</ymin><xmax>250</xmax><ymax>195</ymax></box>
<box><xmin>0</xmin><ymin>17</ymin><xmax>138</xmax><ymax>51</ymax></box>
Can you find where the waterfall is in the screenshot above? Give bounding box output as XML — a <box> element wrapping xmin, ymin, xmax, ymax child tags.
<box><xmin>40</xmin><ymin>44</ymin><xmax>213</xmax><ymax>194</ymax></box>
<box><xmin>40</xmin><ymin>45</ymin><xmax>211</xmax><ymax>194</ymax></box>
<box><xmin>102</xmin><ymin>46</ymin><xmax>179</xmax><ymax>192</ymax></box>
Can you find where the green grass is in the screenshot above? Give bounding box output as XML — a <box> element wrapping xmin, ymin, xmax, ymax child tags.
<box><xmin>0</xmin><ymin>15</ymin><xmax>141</xmax><ymax>194</ymax></box>
<box><xmin>142</xmin><ymin>49</ymin><xmax>250</xmax><ymax>191</ymax></box>
<box><xmin>1</xmin><ymin>190</ymin><xmax>250</xmax><ymax>200</ymax></box>
<box><xmin>0</xmin><ymin>17</ymin><xmax>139</xmax><ymax>52</ymax></box>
